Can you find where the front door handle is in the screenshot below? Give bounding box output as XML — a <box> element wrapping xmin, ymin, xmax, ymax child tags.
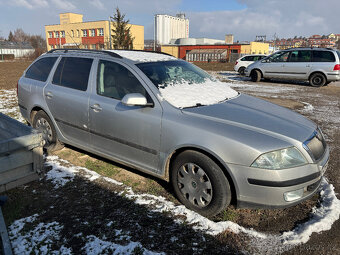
<box><xmin>45</xmin><ymin>91</ymin><xmax>53</xmax><ymax>99</ymax></box>
<box><xmin>91</xmin><ymin>104</ymin><xmax>102</xmax><ymax>112</ymax></box>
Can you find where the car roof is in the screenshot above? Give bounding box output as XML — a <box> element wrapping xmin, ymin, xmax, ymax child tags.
<box><xmin>45</xmin><ymin>49</ymin><xmax>177</xmax><ymax>63</ymax></box>
<box><xmin>282</xmin><ymin>47</ymin><xmax>336</xmax><ymax>52</ymax></box>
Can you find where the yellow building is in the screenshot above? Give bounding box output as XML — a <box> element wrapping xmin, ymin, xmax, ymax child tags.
<box><xmin>240</xmin><ymin>42</ymin><xmax>269</xmax><ymax>55</ymax></box>
<box><xmin>45</xmin><ymin>13</ymin><xmax>144</xmax><ymax>51</ymax></box>
<box><xmin>160</xmin><ymin>45</ymin><xmax>179</xmax><ymax>58</ymax></box>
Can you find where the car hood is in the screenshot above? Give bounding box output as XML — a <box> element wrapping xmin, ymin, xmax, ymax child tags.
<box><xmin>182</xmin><ymin>94</ymin><xmax>316</xmax><ymax>143</ymax></box>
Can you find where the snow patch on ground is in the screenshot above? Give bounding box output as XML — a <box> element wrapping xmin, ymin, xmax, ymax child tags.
<box><xmin>109</xmin><ymin>50</ymin><xmax>176</xmax><ymax>63</ymax></box>
<box><xmin>301</xmin><ymin>102</ymin><xmax>314</xmax><ymax>112</ymax></box>
<box><xmin>9</xmin><ymin>215</ymin><xmax>72</xmax><ymax>255</ymax></box>
<box><xmin>159</xmin><ymin>80</ymin><xmax>239</xmax><ymax>108</ymax></box>
<box><xmin>83</xmin><ymin>235</ymin><xmax>165</xmax><ymax>255</ymax></box>
<box><xmin>40</xmin><ymin>156</ymin><xmax>340</xmax><ymax>254</ymax></box>
<box><xmin>0</xmin><ymin>89</ymin><xmax>25</xmax><ymax>122</ymax></box>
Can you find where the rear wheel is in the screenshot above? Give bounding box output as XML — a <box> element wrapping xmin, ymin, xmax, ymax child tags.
<box><xmin>238</xmin><ymin>66</ymin><xmax>246</xmax><ymax>75</ymax></box>
<box><xmin>251</xmin><ymin>70</ymin><xmax>261</xmax><ymax>82</ymax></box>
<box><xmin>309</xmin><ymin>73</ymin><xmax>326</xmax><ymax>87</ymax></box>
<box><xmin>32</xmin><ymin>111</ymin><xmax>64</xmax><ymax>152</ymax></box>
<box><xmin>171</xmin><ymin>150</ymin><xmax>231</xmax><ymax>217</ymax></box>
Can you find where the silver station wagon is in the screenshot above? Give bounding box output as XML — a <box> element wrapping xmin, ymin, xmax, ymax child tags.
<box><xmin>18</xmin><ymin>49</ymin><xmax>329</xmax><ymax>216</ymax></box>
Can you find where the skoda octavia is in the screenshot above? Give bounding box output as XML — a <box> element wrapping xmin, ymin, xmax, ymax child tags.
<box><xmin>18</xmin><ymin>49</ymin><xmax>329</xmax><ymax>216</ymax></box>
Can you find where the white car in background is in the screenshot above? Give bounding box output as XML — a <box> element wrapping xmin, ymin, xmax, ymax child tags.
<box><xmin>234</xmin><ymin>54</ymin><xmax>266</xmax><ymax>75</ymax></box>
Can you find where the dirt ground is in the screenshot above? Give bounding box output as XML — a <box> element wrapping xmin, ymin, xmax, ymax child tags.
<box><xmin>0</xmin><ymin>60</ymin><xmax>339</xmax><ymax>254</ymax></box>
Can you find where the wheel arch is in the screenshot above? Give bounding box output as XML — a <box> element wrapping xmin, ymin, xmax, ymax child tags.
<box><xmin>164</xmin><ymin>146</ymin><xmax>238</xmax><ymax>205</ymax></box>
<box><xmin>250</xmin><ymin>68</ymin><xmax>263</xmax><ymax>78</ymax></box>
<box><xmin>308</xmin><ymin>71</ymin><xmax>327</xmax><ymax>81</ymax></box>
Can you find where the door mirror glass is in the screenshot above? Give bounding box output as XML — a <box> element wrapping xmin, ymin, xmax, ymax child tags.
<box><xmin>121</xmin><ymin>93</ymin><xmax>153</xmax><ymax>107</ymax></box>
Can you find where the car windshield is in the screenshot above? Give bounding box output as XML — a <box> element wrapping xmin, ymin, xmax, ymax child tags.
<box><xmin>136</xmin><ymin>60</ymin><xmax>214</xmax><ymax>88</ymax></box>
<box><xmin>136</xmin><ymin>60</ymin><xmax>239</xmax><ymax>109</ymax></box>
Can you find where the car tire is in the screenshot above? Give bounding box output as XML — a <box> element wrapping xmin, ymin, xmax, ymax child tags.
<box><xmin>238</xmin><ymin>66</ymin><xmax>246</xmax><ymax>76</ymax></box>
<box><xmin>309</xmin><ymin>73</ymin><xmax>326</xmax><ymax>87</ymax></box>
<box><xmin>251</xmin><ymin>70</ymin><xmax>261</xmax><ymax>82</ymax></box>
<box><xmin>171</xmin><ymin>150</ymin><xmax>231</xmax><ymax>217</ymax></box>
<box><xmin>33</xmin><ymin>110</ymin><xmax>64</xmax><ymax>152</ymax></box>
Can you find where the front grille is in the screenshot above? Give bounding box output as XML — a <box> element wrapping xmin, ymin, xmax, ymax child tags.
<box><xmin>303</xmin><ymin>129</ymin><xmax>327</xmax><ymax>161</ymax></box>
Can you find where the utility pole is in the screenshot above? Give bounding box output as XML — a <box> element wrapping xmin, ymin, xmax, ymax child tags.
<box><xmin>109</xmin><ymin>18</ymin><xmax>112</xmax><ymax>50</ymax></box>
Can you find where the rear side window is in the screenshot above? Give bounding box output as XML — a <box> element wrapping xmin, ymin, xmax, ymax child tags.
<box><xmin>312</xmin><ymin>51</ymin><xmax>335</xmax><ymax>62</ymax></box>
<box><xmin>52</xmin><ymin>57</ymin><xmax>93</xmax><ymax>91</ymax></box>
<box><xmin>242</xmin><ymin>56</ymin><xmax>253</xmax><ymax>61</ymax></box>
<box><xmin>25</xmin><ymin>57</ymin><xmax>57</xmax><ymax>82</ymax></box>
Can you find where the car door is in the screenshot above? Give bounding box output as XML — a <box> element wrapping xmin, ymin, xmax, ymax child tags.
<box><xmin>44</xmin><ymin>56</ymin><xmax>94</xmax><ymax>147</ymax></box>
<box><xmin>88</xmin><ymin>59</ymin><xmax>162</xmax><ymax>173</ymax></box>
<box><xmin>282</xmin><ymin>50</ymin><xmax>312</xmax><ymax>80</ymax></box>
<box><xmin>261</xmin><ymin>51</ymin><xmax>290</xmax><ymax>78</ymax></box>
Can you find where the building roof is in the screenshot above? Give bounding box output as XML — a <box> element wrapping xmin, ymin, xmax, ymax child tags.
<box><xmin>0</xmin><ymin>41</ymin><xmax>34</xmax><ymax>50</ymax></box>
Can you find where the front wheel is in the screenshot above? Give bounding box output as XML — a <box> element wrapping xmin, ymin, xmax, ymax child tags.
<box><xmin>171</xmin><ymin>150</ymin><xmax>231</xmax><ymax>217</ymax></box>
<box><xmin>251</xmin><ymin>70</ymin><xmax>261</xmax><ymax>82</ymax></box>
<box><xmin>309</xmin><ymin>73</ymin><xmax>326</xmax><ymax>87</ymax></box>
<box><xmin>32</xmin><ymin>111</ymin><xmax>64</xmax><ymax>152</ymax></box>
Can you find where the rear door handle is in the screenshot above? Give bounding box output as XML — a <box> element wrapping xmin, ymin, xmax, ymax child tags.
<box><xmin>45</xmin><ymin>91</ymin><xmax>53</xmax><ymax>99</ymax></box>
<box><xmin>91</xmin><ymin>104</ymin><xmax>102</xmax><ymax>112</ymax></box>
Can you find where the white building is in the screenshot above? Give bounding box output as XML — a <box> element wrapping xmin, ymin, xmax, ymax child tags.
<box><xmin>169</xmin><ymin>38</ymin><xmax>225</xmax><ymax>45</ymax></box>
<box><xmin>0</xmin><ymin>41</ymin><xmax>34</xmax><ymax>58</ymax></box>
<box><xmin>155</xmin><ymin>14</ymin><xmax>189</xmax><ymax>45</ymax></box>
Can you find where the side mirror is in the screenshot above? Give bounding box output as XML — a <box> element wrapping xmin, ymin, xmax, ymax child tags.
<box><xmin>121</xmin><ymin>93</ymin><xmax>154</xmax><ymax>107</ymax></box>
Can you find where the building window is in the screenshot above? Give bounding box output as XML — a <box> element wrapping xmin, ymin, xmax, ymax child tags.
<box><xmin>82</xmin><ymin>30</ymin><xmax>87</xmax><ymax>37</ymax></box>
<box><xmin>84</xmin><ymin>45</ymin><xmax>88</xmax><ymax>49</ymax></box>
<box><xmin>98</xmin><ymin>28</ymin><xmax>104</xmax><ymax>36</ymax></box>
<box><xmin>90</xmin><ymin>29</ymin><xmax>95</xmax><ymax>37</ymax></box>
<box><xmin>71</xmin><ymin>30</ymin><xmax>74</xmax><ymax>37</ymax></box>
<box><xmin>55</xmin><ymin>31</ymin><xmax>59</xmax><ymax>38</ymax></box>
<box><xmin>51</xmin><ymin>45</ymin><xmax>54</xmax><ymax>49</ymax></box>
<box><xmin>91</xmin><ymin>44</ymin><xmax>96</xmax><ymax>49</ymax></box>
<box><xmin>61</xmin><ymin>31</ymin><xmax>65</xmax><ymax>38</ymax></box>
<box><xmin>48</xmin><ymin>32</ymin><xmax>53</xmax><ymax>38</ymax></box>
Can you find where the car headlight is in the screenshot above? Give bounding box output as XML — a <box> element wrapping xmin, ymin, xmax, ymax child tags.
<box><xmin>251</xmin><ymin>147</ymin><xmax>307</xmax><ymax>170</ymax></box>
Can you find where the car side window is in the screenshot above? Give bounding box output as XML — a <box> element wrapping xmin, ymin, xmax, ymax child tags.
<box><xmin>97</xmin><ymin>60</ymin><xmax>150</xmax><ymax>101</ymax></box>
<box><xmin>25</xmin><ymin>57</ymin><xmax>58</xmax><ymax>82</ymax></box>
<box><xmin>288</xmin><ymin>51</ymin><xmax>311</xmax><ymax>62</ymax></box>
<box><xmin>271</xmin><ymin>51</ymin><xmax>290</xmax><ymax>62</ymax></box>
<box><xmin>312</xmin><ymin>51</ymin><xmax>335</xmax><ymax>62</ymax></box>
<box><xmin>52</xmin><ymin>57</ymin><xmax>93</xmax><ymax>91</ymax></box>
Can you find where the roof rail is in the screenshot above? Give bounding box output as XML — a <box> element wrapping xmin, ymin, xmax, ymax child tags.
<box><xmin>47</xmin><ymin>48</ymin><xmax>123</xmax><ymax>58</ymax></box>
<box><xmin>111</xmin><ymin>49</ymin><xmax>174</xmax><ymax>57</ymax></box>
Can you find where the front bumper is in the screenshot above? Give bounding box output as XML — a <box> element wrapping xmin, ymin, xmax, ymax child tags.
<box><xmin>229</xmin><ymin>145</ymin><xmax>329</xmax><ymax>208</ymax></box>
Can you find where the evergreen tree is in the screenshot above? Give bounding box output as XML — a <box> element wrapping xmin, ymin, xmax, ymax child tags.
<box><xmin>8</xmin><ymin>31</ymin><xmax>14</xmax><ymax>41</ymax></box>
<box><xmin>110</xmin><ymin>7</ymin><xmax>134</xmax><ymax>49</ymax></box>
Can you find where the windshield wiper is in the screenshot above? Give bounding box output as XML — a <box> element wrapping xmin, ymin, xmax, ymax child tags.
<box><xmin>183</xmin><ymin>103</ymin><xmax>205</xmax><ymax>109</ymax></box>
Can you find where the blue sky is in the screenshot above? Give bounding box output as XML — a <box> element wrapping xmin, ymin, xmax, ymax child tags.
<box><xmin>0</xmin><ymin>0</ymin><xmax>339</xmax><ymax>42</ymax></box>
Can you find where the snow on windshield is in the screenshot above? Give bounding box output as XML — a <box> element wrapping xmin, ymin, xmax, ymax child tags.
<box><xmin>159</xmin><ymin>79</ymin><xmax>239</xmax><ymax>108</ymax></box>
<box><xmin>109</xmin><ymin>50</ymin><xmax>176</xmax><ymax>62</ymax></box>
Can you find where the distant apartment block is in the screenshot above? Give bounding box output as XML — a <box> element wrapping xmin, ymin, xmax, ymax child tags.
<box><xmin>155</xmin><ymin>14</ymin><xmax>189</xmax><ymax>45</ymax></box>
<box><xmin>45</xmin><ymin>13</ymin><xmax>144</xmax><ymax>51</ymax></box>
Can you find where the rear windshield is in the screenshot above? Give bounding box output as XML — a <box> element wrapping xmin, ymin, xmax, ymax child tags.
<box><xmin>337</xmin><ymin>50</ymin><xmax>340</xmax><ymax>61</ymax></box>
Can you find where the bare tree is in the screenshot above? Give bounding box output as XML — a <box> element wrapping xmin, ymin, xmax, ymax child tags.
<box><xmin>110</xmin><ymin>7</ymin><xmax>134</xmax><ymax>49</ymax></box>
<box><xmin>13</xmin><ymin>28</ymin><xmax>29</xmax><ymax>42</ymax></box>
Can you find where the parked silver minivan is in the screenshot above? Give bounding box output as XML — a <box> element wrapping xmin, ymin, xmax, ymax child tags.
<box><xmin>18</xmin><ymin>49</ymin><xmax>329</xmax><ymax>216</ymax></box>
<box><xmin>245</xmin><ymin>47</ymin><xmax>340</xmax><ymax>87</ymax></box>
